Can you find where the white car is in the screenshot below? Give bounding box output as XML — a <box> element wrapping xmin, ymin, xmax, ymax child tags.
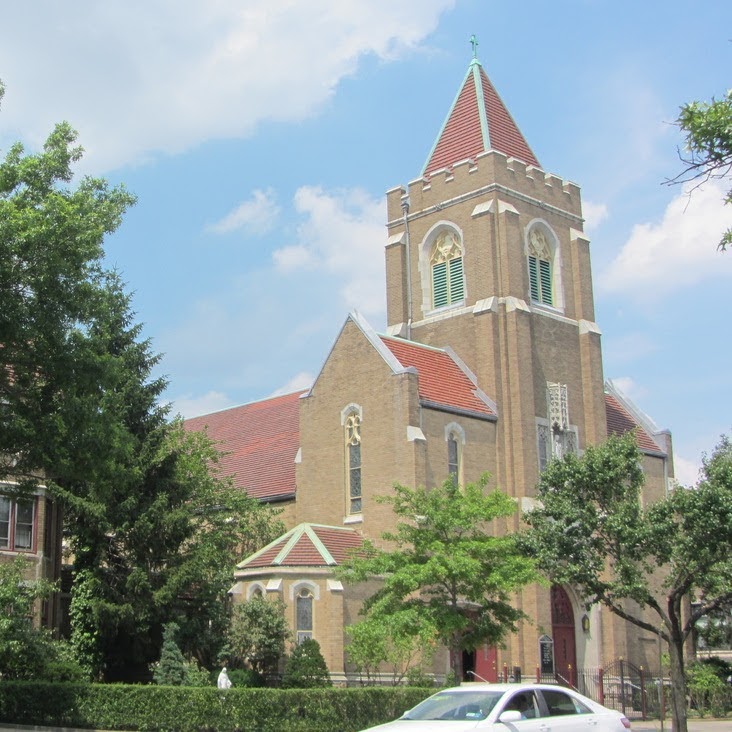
<box><xmin>360</xmin><ymin>682</ymin><xmax>631</xmax><ymax>731</ymax></box>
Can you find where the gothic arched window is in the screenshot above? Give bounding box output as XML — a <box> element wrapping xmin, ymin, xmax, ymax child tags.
<box><xmin>345</xmin><ymin>409</ymin><xmax>362</xmax><ymax>515</ymax></box>
<box><xmin>430</xmin><ymin>229</ymin><xmax>464</xmax><ymax>308</ymax></box>
<box><xmin>296</xmin><ymin>587</ymin><xmax>314</xmax><ymax>644</ymax></box>
<box><xmin>445</xmin><ymin>422</ymin><xmax>465</xmax><ymax>487</ymax></box>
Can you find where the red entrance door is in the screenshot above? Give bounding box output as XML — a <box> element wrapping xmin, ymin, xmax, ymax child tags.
<box><xmin>551</xmin><ymin>585</ymin><xmax>577</xmax><ymax>683</ymax></box>
<box><xmin>474</xmin><ymin>643</ymin><xmax>498</xmax><ymax>682</ymax></box>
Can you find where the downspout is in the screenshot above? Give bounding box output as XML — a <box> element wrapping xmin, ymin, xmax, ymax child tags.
<box><xmin>401</xmin><ymin>194</ymin><xmax>412</xmax><ymax>340</ymax></box>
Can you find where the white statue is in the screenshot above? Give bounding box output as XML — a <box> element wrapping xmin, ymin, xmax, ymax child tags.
<box><xmin>217</xmin><ymin>666</ymin><xmax>232</xmax><ymax>689</ymax></box>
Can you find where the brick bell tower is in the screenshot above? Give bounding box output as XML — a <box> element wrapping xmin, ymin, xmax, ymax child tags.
<box><xmin>383</xmin><ymin>48</ymin><xmax>608</xmax><ymax>672</ymax></box>
<box><xmin>385</xmin><ymin>49</ymin><xmax>607</xmax><ymax>508</ymax></box>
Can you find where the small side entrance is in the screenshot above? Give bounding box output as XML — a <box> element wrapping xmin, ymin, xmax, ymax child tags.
<box><xmin>551</xmin><ymin>585</ymin><xmax>577</xmax><ymax>684</ymax></box>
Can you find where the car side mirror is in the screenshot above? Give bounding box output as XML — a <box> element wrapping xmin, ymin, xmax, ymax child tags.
<box><xmin>498</xmin><ymin>710</ymin><xmax>524</xmax><ymax>723</ymax></box>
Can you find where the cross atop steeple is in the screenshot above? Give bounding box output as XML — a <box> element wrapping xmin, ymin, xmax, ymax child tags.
<box><xmin>470</xmin><ymin>34</ymin><xmax>479</xmax><ymax>59</ymax></box>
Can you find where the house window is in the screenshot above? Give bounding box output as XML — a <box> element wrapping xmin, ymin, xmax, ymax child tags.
<box><xmin>0</xmin><ymin>496</ymin><xmax>35</xmax><ymax>551</ymax></box>
<box><xmin>345</xmin><ymin>411</ymin><xmax>362</xmax><ymax>514</ymax></box>
<box><xmin>296</xmin><ymin>588</ymin><xmax>313</xmax><ymax>644</ymax></box>
<box><xmin>430</xmin><ymin>230</ymin><xmax>464</xmax><ymax>308</ymax></box>
<box><xmin>527</xmin><ymin>226</ymin><xmax>553</xmax><ymax>306</ymax></box>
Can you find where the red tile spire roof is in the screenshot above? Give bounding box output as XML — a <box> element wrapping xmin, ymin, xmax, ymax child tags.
<box><xmin>423</xmin><ymin>57</ymin><xmax>540</xmax><ymax>176</ymax></box>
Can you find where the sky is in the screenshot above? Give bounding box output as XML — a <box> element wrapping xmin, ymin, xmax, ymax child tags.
<box><xmin>1</xmin><ymin>1</ymin><xmax>730</xmax><ymax>488</ymax></box>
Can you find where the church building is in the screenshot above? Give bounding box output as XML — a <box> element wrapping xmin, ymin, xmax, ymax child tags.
<box><xmin>185</xmin><ymin>52</ymin><xmax>674</xmax><ymax>685</ymax></box>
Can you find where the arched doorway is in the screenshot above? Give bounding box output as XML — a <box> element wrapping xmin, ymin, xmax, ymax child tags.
<box><xmin>551</xmin><ymin>585</ymin><xmax>577</xmax><ymax>683</ymax></box>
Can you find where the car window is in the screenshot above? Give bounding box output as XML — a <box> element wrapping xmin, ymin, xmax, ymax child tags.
<box><xmin>402</xmin><ymin>690</ymin><xmax>504</xmax><ymax>721</ymax></box>
<box><xmin>541</xmin><ymin>689</ymin><xmax>591</xmax><ymax>716</ymax></box>
<box><xmin>502</xmin><ymin>691</ymin><xmax>540</xmax><ymax>719</ymax></box>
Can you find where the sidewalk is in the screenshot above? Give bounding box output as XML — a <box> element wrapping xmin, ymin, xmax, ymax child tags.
<box><xmin>631</xmin><ymin>720</ymin><xmax>730</xmax><ymax>732</ymax></box>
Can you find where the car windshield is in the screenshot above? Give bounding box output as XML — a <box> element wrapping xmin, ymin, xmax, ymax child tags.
<box><xmin>402</xmin><ymin>690</ymin><xmax>504</xmax><ymax>721</ymax></box>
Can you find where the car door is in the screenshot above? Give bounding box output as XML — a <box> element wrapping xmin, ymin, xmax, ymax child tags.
<box><xmin>496</xmin><ymin>690</ymin><xmax>547</xmax><ymax>732</ymax></box>
<box><xmin>537</xmin><ymin>688</ymin><xmax>598</xmax><ymax>732</ymax></box>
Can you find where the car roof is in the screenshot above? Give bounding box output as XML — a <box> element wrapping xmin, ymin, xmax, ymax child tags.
<box><xmin>448</xmin><ymin>683</ymin><xmax>581</xmax><ymax>693</ymax></box>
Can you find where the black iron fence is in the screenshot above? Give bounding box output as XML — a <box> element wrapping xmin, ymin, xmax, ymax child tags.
<box><xmin>501</xmin><ymin>659</ymin><xmax>662</xmax><ymax>720</ymax></box>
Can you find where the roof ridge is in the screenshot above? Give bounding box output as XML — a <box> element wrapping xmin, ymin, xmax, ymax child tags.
<box><xmin>380</xmin><ymin>334</ymin><xmax>447</xmax><ymax>354</ymax></box>
<box><xmin>186</xmin><ymin>388</ymin><xmax>307</xmax><ymax>420</ymax></box>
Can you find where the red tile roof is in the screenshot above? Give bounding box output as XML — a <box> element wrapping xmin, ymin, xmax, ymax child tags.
<box><xmin>239</xmin><ymin>524</ymin><xmax>364</xmax><ymax>569</ymax></box>
<box><xmin>424</xmin><ymin>59</ymin><xmax>539</xmax><ymax>176</ymax></box>
<box><xmin>183</xmin><ymin>390</ymin><xmax>305</xmax><ymax>501</ymax></box>
<box><xmin>605</xmin><ymin>393</ymin><xmax>665</xmax><ymax>455</ymax></box>
<box><xmin>381</xmin><ymin>336</ymin><xmax>496</xmax><ymax>418</ymax></box>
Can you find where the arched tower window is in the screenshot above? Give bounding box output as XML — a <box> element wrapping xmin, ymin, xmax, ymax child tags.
<box><xmin>344</xmin><ymin>407</ymin><xmax>362</xmax><ymax>515</ymax></box>
<box><xmin>527</xmin><ymin>226</ymin><xmax>553</xmax><ymax>306</ymax></box>
<box><xmin>430</xmin><ymin>229</ymin><xmax>464</xmax><ymax>308</ymax></box>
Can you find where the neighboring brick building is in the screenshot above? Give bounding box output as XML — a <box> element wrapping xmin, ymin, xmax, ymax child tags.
<box><xmin>185</xmin><ymin>54</ymin><xmax>674</xmax><ymax>684</ymax></box>
<box><xmin>1</xmin><ymin>483</ymin><xmax>64</xmax><ymax>630</ymax></box>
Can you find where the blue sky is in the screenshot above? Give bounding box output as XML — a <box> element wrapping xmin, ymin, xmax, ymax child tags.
<box><xmin>1</xmin><ymin>1</ymin><xmax>730</xmax><ymax>487</ymax></box>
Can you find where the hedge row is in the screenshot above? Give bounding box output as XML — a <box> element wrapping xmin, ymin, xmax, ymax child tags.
<box><xmin>0</xmin><ymin>682</ymin><xmax>433</xmax><ymax>731</ymax></box>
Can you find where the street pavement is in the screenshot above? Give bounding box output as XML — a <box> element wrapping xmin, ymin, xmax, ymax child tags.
<box><xmin>629</xmin><ymin>721</ymin><xmax>730</xmax><ymax>732</ymax></box>
<box><xmin>1</xmin><ymin>719</ymin><xmax>730</xmax><ymax>731</ymax></box>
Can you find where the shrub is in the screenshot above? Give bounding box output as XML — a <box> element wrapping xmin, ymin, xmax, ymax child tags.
<box><xmin>282</xmin><ymin>638</ymin><xmax>332</xmax><ymax>688</ymax></box>
<box><xmin>0</xmin><ymin>682</ymin><xmax>433</xmax><ymax>731</ymax></box>
<box><xmin>153</xmin><ymin>622</ymin><xmax>211</xmax><ymax>687</ymax></box>
<box><xmin>687</xmin><ymin>661</ymin><xmax>730</xmax><ymax>718</ymax></box>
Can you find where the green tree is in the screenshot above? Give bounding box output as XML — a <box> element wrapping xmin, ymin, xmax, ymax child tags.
<box><xmin>281</xmin><ymin>638</ymin><xmax>332</xmax><ymax>688</ymax></box>
<box><xmin>670</xmin><ymin>88</ymin><xmax>732</xmax><ymax>250</ymax></box>
<box><xmin>339</xmin><ymin>476</ymin><xmax>538</xmax><ymax>681</ymax></box>
<box><xmin>67</xmin><ymin>420</ymin><xmax>284</xmax><ymax>680</ymax></box>
<box><xmin>521</xmin><ymin>433</ymin><xmax>732</xmax><ymax>732</ymax></box>
<box><xmin>153</xmin><ymin>622</ymin><xmax>188</xmax><ymax>686</ymax></box>
<box><xmin>0</xmin><ymin>88</ymin><xmax>284</xmax><ymax>679</ymax></box>
<box><xmin>0</xmin><ymin>557</ymin><xmax>54</xmax><ymax>679</ymax></box>
<box><xmin>346</xmin><ymin>608</ymin><xmax>437</xmax><ymax>685</ymax></box>
<box><xmin>226</xmin><ymin>595</ymin><xmax>291</xmax><ymax>677</ymax></box>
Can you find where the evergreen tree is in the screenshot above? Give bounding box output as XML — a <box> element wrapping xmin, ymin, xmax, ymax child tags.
<box><xmin>281</xmin><ymin>638</ymin><xmax>332</xmax><ymax>688</ymax></box>
<box><xmin>0</xmin><ymin>87</ymin><xmax>284</xmax><ymax>680</ymax></box>
<box><xmin>153</xmin><ymin>623</ymin><xmax>188</xmax><ymax>686</ymax></box>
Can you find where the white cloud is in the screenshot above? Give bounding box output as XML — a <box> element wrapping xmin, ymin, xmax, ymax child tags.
<box><xmin>274</xmin><ymin>185</ymin><xmax>386</xmax><ymax>318</ymax></box>
<box><xmin>600</xmin><ymin>180</ymin><xmax>732</xmax><ymax>299</ymax></box>
<box><xmin>208</xmin><ymin>189</ymin><xmax>280</xmax><ymax>235</ymax></box>
<box><xmin>582</xmin><ymin>200</ymin><xmax>608</xmax><ymax>231</ymax></box>
<box><xmin>269</xmin><ymin>372</ymin><xmax>314</xmax><ymax>397</ymax></box>
<box><xmin>672</xmin><ymin>453</ymin><xmax>702</xmax><ymax>488</ymax></box>
<box><xmin>608</xmin><ymin>376</ymin><xmax>647</xmax><ymax>402</ymax></box>
<box><xmin>0</xmin><ymin>1</ymin><xmax>453</xmax><ymax>172</ymax></box>
<box><xmin>172</xmin><ymin>390</ymin><xmax>236</xmax><ymax>419</ymax></box>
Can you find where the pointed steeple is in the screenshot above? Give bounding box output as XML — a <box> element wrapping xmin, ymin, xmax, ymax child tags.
<box><xmin>423</xmin><ymin>49</ymin><xmax>540</xmax><ymax>176</ymax></box>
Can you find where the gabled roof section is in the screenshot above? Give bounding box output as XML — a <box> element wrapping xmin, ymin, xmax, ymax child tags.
<box><xmin>381</xmin><ymin>335</ymin><xmax>496</xmax><ymax>419</ymax></box>
<box><xmin>604</xmin><ymin>381</ymin><xmax>667</xmax><ymax>457</ymax></box>
<box><xmin>183</xmin><ymin>390</ymin><xmax>305</xmax><ymax>501</ymax></box>
<box><xmin>424</xmin><ymin>58</ymin><xmax>540</xmax><ymax>176</ymax></box>
<box><xmin>237</xmin><ymin>523</ymin><xmax>364</xmax><ymax>570</ymax></box>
